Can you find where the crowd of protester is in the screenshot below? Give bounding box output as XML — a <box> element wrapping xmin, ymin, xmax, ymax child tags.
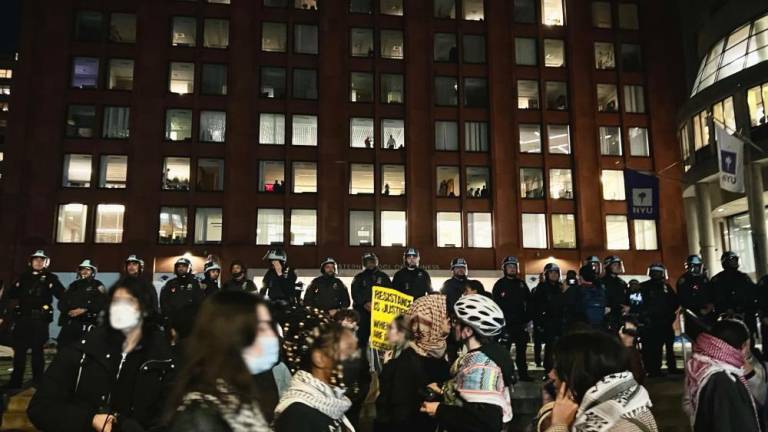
<box><xmin>3</xmin><ymin>247</ymin><xmax>768</xmax><ymax>431</ymax></box>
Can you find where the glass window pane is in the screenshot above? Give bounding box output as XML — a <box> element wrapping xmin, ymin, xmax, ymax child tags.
<box><xmin>201</xmin><ymin>64</ymin><xmax>228</xmax><ymax>95</ymax></box>
<box><xmin>519</xmin><ymin>124</ymin><xmax>542</xmax><ymax>153</ymax></box>
<box><xmin>57</xmin><ymin>204</ymin><xmax>88</xmax><ymax>243</ymax></box>
<box><xmin>552</xmin><ymin>214</ymin><xmax>576</xmax><ymax>248</ymax></box>
<box><xmin>260</xmin><ymin>67</ymin><xmax>286</xmax><ymax>98</ymax></box>
<box><xmin>596</xmin><ymin>84</ymin><xmax>618</xmax><ymax>112</ymax></box>
<box><xmin>618</xmin><ymin>3</ymin><xmax>639</xmax><ymax>30</ymax></box>
<box><xmin>382</xmin><ymin>74</ymin><xmax>404</xmax><ymax>104</ymax></box>
<box><xmin>434</xmin><ymin>33</ymin><xmax>458</xmax><ymax>62</ymax></box>
<box><xmin>63</xmin><ymin>154</ymin><xmax>92</xmax><ymax>187</ymax></box>
<box><xmin>437</xmin><ymin>212</ymin><xmax>461</xmax><ymax>247</ymax></box>
<box><xmin>606</xmin><ymin>215</ymin><xmax>630</xmax><ymax>250</ymax></box>
<box><xmin>262</xmin><ymin>22</ymin><xmax>288</xmax><ymax>52</ymax></box>
<box><xmin>748</xmin><ymin>84</ymin><xmax>767</xmax><ymax>127</ymax></box>
<box><xmin>350</xmin><ymin>163</ymin><xmax>374</xmax><ymax>194</ymax></box>
<box><xmin>351</xmin><ymin>72</ymin><xmax>374</xmax><ymax>102</ymax></box>
<box><xmin>293</xmin><ymin>69</ymin><xmax>318</xmax><ymax>99</ymax></box>
<box><xmin>292</xmin><ymin>114</ymin><xmax>318</xmax><ymax>146</ymax></box>
<box><xmin>110</xmin><ymin>13</ymin><xmax>136</xmax><ymax>43</ymax></box>
<box><xmin>163</xmin><ymin>157</ymin><xmax>191</xmax><ymax>191</ymax></box>
<box><xmin>466</xmin><ymin>167</ymin><xmax>490</xmax><ymax>198</ymax></box>
<box><xmin>381</xmin><ymin>30</ymin><xmax>404</xmax><ymax>59</ymax></box>
<box><xmin>267</xmin><ymin>0</ymin><xmax>288</xmax><ymax>6</ymax></box>
<box><xmin>599</xmin><ymin>126</ymin><xmax>622</xmax><ymax>155</ymax></box>
<box><xmin>200</xmin><ymin>111</ymin><xmax>226</xmax><ymax>142</ymax></box>
<box><xmin>435</xmin><ymin>121</ymin><xmax>458</xmax><ymax>151</ymax></box>
<box><xmin>350</xmin><ymin>117</ymin><xmax>375</xmax><ymax>148</ymax></box>
<box><xmin>66</xmin><ymin>105</ymin><xmax>97</xmax><ymax>138</ymax></box>
<box><xmin>434</xmin><ymin>0</ymin><xmax>456</xmax><ymax>19</ymax></box>
<box><xmin>545</xmin><ymin>81</ymin><xmax>568</xmax><ymax>110</ymax></box>
<box><xmin>259</xmin><ymin>161</ymin><xmax>285</xmax><ymax>192</ymax></box>
<box><xmin>172</xmin><ymin>17</ymin><xmax>197</xmax><ymax>47</ymax></box>
<box><xmin>71</xmin><ymin>57</ymin><xmax>100</xmax><ymax>89</ymax></box>
<box><xmin>592</xmin><ymin>1</ymin><xmax>611</xmax><ymax>28</ymax></box>
<box><xmin>601</xmin><ymin>170</ymin><xmax>626</xmax><ymax>200</ymax></box>
<box><xmin>351</xmin><ymin>28</ymin><xmax>374</xmax><ymax>57</ymax></box>
<box><xmin>95</xmin><ymin>204</ymin><xmax>125</xmax><ymax>243</ymax></box>
<box><xmin>544</xmin><ymin>39</ymin><xmax>565</xmax><ymax>67</ymax></box>
<box><xmin>195</xmin><ymin>208</ymin><xmax>223</xmax><ymax>244</ymax></box>
<box><xmin>463</xmin><ymin>0</ymin><xmax>484</xmax><ymax>20</ymax></box>
<box><xmin>257</xmin><ymin>209</ymin><xmax>284</xmax><ymax>245</ymax></box>
<box><xmin>435</xmin><ymin>76</ymin><xmax>458</xmax><ymax>106</ymax></box>
<box><xmin>594</xmin><ymin>42</ymin><xmax>615</xmax><ymax>69</ymax></box>
<box><xmin>349</xmin><ymin>211</ymin><xmax>375</xmax><ymax>246</ymax></box>
<box><xmin>381</xmin><ymin>0</ymin><xmax>404</xmax><ymax>15</ymax></box>
<box><xmin>381</xmin><ymin>211</ymin><xmax>406</xmax><ymax>246</ymax></box>
<box><xmin>634</xmin><ymin>219</ymin><xmax>658</xmax><ymax>250</ymax></box>
<box><xmin>549</xmin><ymin>168</ymin><xmax>573</xmax><ymax>199</ymax></box>
<box><xmin>547</xmin><ymin>124</ymin><xmax>571</xmax><ymax>154</ymax></box>
<box><xmin>169</xmin><ymin>62</ymin><xmax>195</xmax><ymax>94</ymax></box>
<box><xmin>107</xmin><ymin>59</ymin><xmax>134</xmax><ymax>90</ymax></box>
<box><xmin>103</xmin><ymin>106</ymin><xmax>130</xmax><ymax>139</ymax></box>
<box><xmin>204</xmin><ymin>18</ymin><xmax>230</xmax><ymax>48</ymax></box>
<box><xmin>514</xmin><ymin>0</ymin><xmax>536</xmax><ymax>23</ymax></box>
<box><xmin>517</xmin><ymin>80</ymin><xmax>540</xmax><ymax>109</ymax></box>
<box><xmin>75</xmin><ymin>11</ymin><xmax>104</xmax><ymax>42</ymax></box>
<box><xmin>465</xmin><ymin>121</ymin><xmax>488</xmax><ymax>152</ymax></box>
<box><xmin>292</xmin><ymin>162</ymin><xmax>317</xmax><ymax>193</ymax></box>
<box><xmin>295</xmin><ymin>0</ymin><xmax>318</xmax><ymax>9</ymax></box>
<box><xmin>290</xmin><ymin>209</ymin><xmax>317</xmax><ymax>245</ymax></box>
<box><xmin>467</xmin><ymin>213</ymin><xmax>492</xmax><ymax>248</ymax></box>
<box><xmin>464</xmin><ymin>77</ymin><xmax>487</xmax><ymax>107</ymax></box>
<box><xmin>382</xmin><ymin>119</ymin><xmax>405</xmax><ymax>149</ymax></box>
<box><xmin>629</xmin><ymin>127</ymin><xmax>650</xmax><ymax>156</ymax></box>
<box><xmin>541</xmin><ymin>0</ymin><xmax>565</xmax><ymax>26</ymax></box>
<box><xmin>621</xmin><ymin>44</ymin><xmax>642</xmax><ymax>72</ymax></box>
<box><xmin>100</xmin><ymin>155</ymin><xmax>127</xmax><ymax>188</ymax></box>
<box><xmin>437</xmin><ymin>166</ymin><xmax>460</xmax><ymax>197</ymax></box>
<box><xmin>624</xmin><ymin>85</ymin><xmax>646</xmax><ymax>113</ymax></box>
<box><xmin>463</xmin><ymin>35</ymin><xmax>486</xmax><ymax>63</ymax></box>
<box><xmin>260</xmin><ymin>113</ymin><xmax>286</xmax><ymax>145</ymax></box>
<box><xmin>197</xmin><ymin>158</ymin><xmax>224</xmax><ymax>191</ymax></box>
<box><xmin>159</xmin><ymin>207</ymin><xmax>188</xmax><ymax>244</ymax></box>
<box><xmin>522</xmin><ymin>213</ymin><xmax>547</xmax><ymax>248</ymax></box>
<box><xmin>351</xmin><ymin>0</ymin><xmax>373</xmax><ymax>13</ymax></box>
<box><xmin>382</xmin><ymin>165</ymin><xmax>405</xmax><ymax>196</ymax></box>
<box><xmin>520</xmin><ymin>168</ymin><xmax>544</xmax><ymax>199</ymax></box>
<box><xmin>165</xmin><ymin>109</ymin><xmax>193</xmax><ymax>141</ymax></box>
<box><xmin>515</xmin><ymin>38</ymin><xmax>537</xmax><ymax>66</ymax></box>
<box><xmin>294</xmin><ymin>24</ymin><xmax>318</xmax><ymax>54</ymax></box>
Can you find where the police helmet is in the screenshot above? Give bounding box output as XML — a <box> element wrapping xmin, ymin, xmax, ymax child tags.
<box><xmin>362</xmin><ymin>252</ymin><xmax>379</xmax><ymax>267</ymax></box>
<box><xmin>450</xmin><ymin>258</ymin><xmax>468</xmax><ymax>272</ymax></box>
<box><xmin>543</xmin><ymin>262</ymin><xmax>561</xmax><ymax>279</ymax></box>
<box><xmin>603</xmin><ymin>256</ymin><xmax>625</xmax><ymax>274</ymax></box>
<box><xmin>721</xmin><ymin>251</ymin><xmax>739</xmax><ymax>269</ymax></box>
<box><xmin>77</xmin><ymin>259</ymin><xmax>98</xmax><ymax>274</ymax></box>
<box><xmin>125</xmin><ymin>255</ymin><xmax>145</xmax><ymax>272</ymax></box>
<box><xmin>320</xmin><ymin>257</ymin><xmax>337</xmax><ymax>273</ymax></box>
<box><xmin>263</xmin><ymin>248</ymin><xmax>288</xmax><ymax>264</ymax></box>
<box><xmin>29</xmin><ymin>250</ymin><xmax>50</xmax><ymax>268</ymax></box>
<box><xmin>501</xmin><ymin>256</ymin><xmax>519</xmax><ymax>272</ymax></box>
<box><xmin>204</xmin><ymin>261</ymin><xmax>221</xmax><ymax>274</ymax></box>
<box><xmin>403</xmin><ymin>248</ymin><xmax>420</xmax><ymax>258</ymax></box>
<box><xmin>175</xmin><ymin>257</ymin><xmax>193</xmax><ymax>273</ymax></box>
<box><xmin>647</xmin><ymin>262</ymin><xmax>668</xmax><ymax>280</ymax></box>
<box><xmin>685</xmin><ymin>255</ymin><xmax>704</xmax><ymax>275</ymax></box>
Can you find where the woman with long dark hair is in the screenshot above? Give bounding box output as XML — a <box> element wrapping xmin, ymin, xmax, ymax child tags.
<box><xmin>28</xmin><ymin>277</ymin><xmax>174</xmax><ymax>432</ymax></box>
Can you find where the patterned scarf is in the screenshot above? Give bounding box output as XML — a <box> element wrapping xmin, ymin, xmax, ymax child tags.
<box><xmin>274</xmin><ymin>370</ymin><xmax>354</xmax><ymax>431</ymax></box>
<box><xmin>446</xmin><ymin>350</ymin><xmax>513</xmax><ymax>422</ymax></box>
<box><xmin>179</xmin><ymin>382</ymin><xmax>271</xmax><ymax>432</ymax></box>
<box><xmin>573</xmin><ymin>372</ymin><xmax>655</xmax><ymax>432</ymax></box>
<box><xmin>406</xmin><ymin>294</ymin><xmax>450</xmax><ymax>359</ymax></box>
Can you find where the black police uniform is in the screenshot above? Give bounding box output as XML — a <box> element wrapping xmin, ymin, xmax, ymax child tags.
<box><xmin>441</xmin><ymin>276</ymin><xmax>467</xmax><ymax>315</ymax></box>
<box><xmin>638</xmin><ymin>278</ymin><xmax>679</xmax><ymax>375</ymax></box>
<box><xmin>160</xmin><ymin>274</ymin><xmax>204</xmax><ymax>319</ymax></box>
<box><xmin>261</xmin><ymin>267</ymin><xmax>299</xmax><ymax>305</ymax></box>
<box><xmin>6</xmin><ymin>270</ymin><xmax>65</xmax><ymax>387</ymax></box>
<box><xmin>304</xmin><ymin>274</ymin><xmax>351</xmax><ymax>312</ymax></box>
<box><xmin>676</xmin><ymin>273</ymin><xmax>711</xmax><ymax>318</ymax></box>
<box><xmin>221</xmin><ymin>276</ymin><xmax>258</xmax><ymax>294</ymax></box>
<box><xmin>57</xmin><ymin>277</ymin><xmax>107</xmax><ymax>348</ymax></box>
<box><xmin>199</xmin><ymin>276</ymin><xmax>220</xmax><ymax>297</ymax></box>
<box><xmin>710</xmin><ymin>269</ymin><xmax>757</xmax><ymax>329</ymax></box>
<box><xmin>492</xmin><ymin>276</ymin><xmax>532</xmax><ymax>377</ymax></box>
<box><xmin>391</xmin><ymin>267</ymin><xmax>432</xmax><ymax>299</ymax></box>
<box><xmin>532</xmin><ymin>280</ymin><xmax>584</xmax><ymax>372</ymax></box>
<box><xmin>351</xmin><ymin>268</ymin><xmax>392</xmax><ymax>348</ymax></box>
<box><xmin>601</xmin><ymin>274</ymin><xmax>628</xmax><ymax>331</ymax></box>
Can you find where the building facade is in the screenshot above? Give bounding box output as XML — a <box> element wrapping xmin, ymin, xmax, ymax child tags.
<box><xmin>0</xmin><ymin>52</ymin><xmax>12</xmax><ymax>186</ymax></box>
<box><xmin>0</xmin><ymin>0</ymin><xmax>688</xmax><ymax>283</ymax></box>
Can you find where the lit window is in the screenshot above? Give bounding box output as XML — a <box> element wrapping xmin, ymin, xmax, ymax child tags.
<box><xmin>200</xmin><ymin>111</ymin><xmax>226</xmax><ymax>142</ymax></box>
<box><xmin>437</xmin><ymin>212</ymin><xmax>461</xmax><ymax>247</ymax></box>
<box><xmin>204</xmin><ymin>19</ymin><xmax>230</xmax><ymax>48</ymax></box>
<box><xmin>350</xmin><ymin>118</ymin><xmax>375</xmax><ymax>148</ymax></box>
<box><xmin>692</xmin><ymin>109</ymin><xmax>710</xmax><ymax>150</ymax></box>
<box><xmin>381</xmin><ymin>0</ymin><xmax>404</xmax><ymax>16</ymax></box>
<box><xmin>463</xmin><ymin>0</ymin><xmax>484</xmax><ymax>20</ymax></box>
<box><xmin>464</xmin><ymin>77</ymin><xmax>488</xmax><ymax>107</ymax></box>
<box><xmin>262</xmin><ymin>22</ymin><xmax>288</xmax><ymax>52</ymax></box>
<box><xmin>621</xmin><ymin>44</ymin><xmax>642</xmax><ymax>72</ymax></box>
<box><xmin>195</xmin><ymin>208</ymin><xmax>223</xmax><ymax>244</ymax></box>
<box><xmin>519</xmin><ymin>124</ymin><xmax>542</xmax><ymax>153</ymax></box>
<box><xmin>56</xmin><ymin>204</ymin><xmax>88</xmax><ymax>243</ymax></box>
<box><xmin>522</xmin><ymin>213</ymin><xmax>547</xmax><ymax>248</ymax></box>
<box><xmin>544</xmin><ymin>39</ymin><xmax>565</xmax><ymax>67</ymax></box>
<box><xmin>256</xmin><ymin>209</ymin><xmax>285</xmax><ymax>245</ymax></box>
<box><xmin>435</xmin><ymin>121</ymin><xmax>458</xmax><ymax>151</ymax></box>
<box><xmin>159</xmin><ymin>207</ymin><xmax>188</xmax><ymax>244</ymax></box>
<box><xmin>172</xmin><ymin>17</ymin><xmax>197</xmax><ymax>47</ymax></box>
<box><xmin>100</xmin><ymin>155</ymin><xmax>127</xmax><ymax>189</ymax></box>
<box><xmin>290</xmin><ymin>209</ymin><xmax>317</xmax><ymax>245</ymax></box>
<box><xmin>545</xmin><ymin>81</ymin><xmax>568</xmax><ymax>110</ymax></box>
<box><xmin>467</xmin><ymin>213</ymin><xmax>492</xmax><ymax>248</ymax></box>
<box><xmin>259</xmin><ymin>161</ymin><xmax>285</xmax><ymax>192</ymax></box>
<box><xmin>351</xmin><ymin>72</ymin><xmax>374</xmax><ymax>102</ymax></box>
<box><xmin>381</xmin><ymin>30</ymin><xmax>404</xmax><ymax>59</ymax></box>
<box><xmin>197</xmin><ymin>158</ymin><xmax>224</xmax><ymax>192</ymax></box>
<box><xmin>259</xmin><ymin>113</ymin><xmax>286</xmax><ymax>145</ymax></box>
<box><xmin>552</xmin><ymin>214</ymin><xmax>576</xmax><ymax>248</ymax></box>
<box><xmin>294</xmin><ymin>24</ymin><xmax>318</xmax><ymax>54</ymax></box>
<box><xmin>95</xmin><ymin>204</ymin><xmax>125</xmax><ymax>244</ymax></box>
<box><xmin>351</xmin><ymin>28</ymin><xmax>374</xmax><ymax>57</ymax></box>
<box><xmin>110</xmin><ymin>13</ymin><xmax>136</xmax><ymax>43</ymax></box>
<box><xmin>169</xmin><ymin>62</ymin><xmax>195</xmax><ymax>94</ymax></box>
<box><xmin>103</xmin><ymin>106</ymin><xmax>130</xmax><ymax>139</ymax></box>
<box><xmin>71</xmin><ymin>57</ymin><xmax>100</xmax><ymax>89</ymax></box>
<box><xmin>465</xmin><ymin>121</ymin><xmax>488</xmax><ymax>152</ymax></box>
<box><xmin>163</xmin><ymin>157</ymin><xmax>191</xmax><ymax>191</ymax></box>
<box><xmin>514</xmin><ymin>0</ymin><xmax>536</xmax><ymax>23</ymax></box>
<box><xmin>201</xmin><ymin>64</ymin><xmax>228</xmax><ymax>95</ymax></box>
<box><xmin>0</xmin><ymin>69</ymin><xmax>11</xmax><ymax>79</ymax></box>
<box><xmin>680</xmin><ymin>124</ymin><xmax>692</xmax><ymax>172</ymax></box>
<box><xmin>165</xmin><ymin>109</ymin><xmax>193</xmax><ymax>141</ymax></box>
<box><xmin>599</xmin><ymin>126</ymin><xmax>622</xmax><ymax>155</ymax></box>
<box><xmin>466</xmin><ymin>167</ymin><xmax>490</xmax><ymax>198</ymax></box>
<box><xmin>634</xmin><ymin>220</ymin><xmax>658</xmax><ymax>250</ymax></box>
<box><xmin>63</xmin><ymin>154</ymin><xmax>92</xmax><ymax>188</ymax></box>
<box><xmin>381</xmin><ymin>164</ymin><xmax>405</xmax><ymax>196</ymax></box>
<box><xmin>434</xmin><ymin>33</ymin><xmax>457</xmax><ymax>62</ymax></box>
<box><xmin>208</xmin><ymin>0</ymin><xmax>231</xmax><ymax>4</ymax></box>
<box><xmin>260</xmin><ymin>67</ymin><xmax>286</xmax><ymax>98</ymax></box>
<box><xmin>295</xmin><ymin>0</ymin><xmax>318</xmax><ymax>10</ymax></box>
<box><xmin>350</xmin><ymin>163</ymin><xmax>374</xmax><ymax>194</ymax></box>
<box><xmin>605</xmin><ymin>215</ymin><xmax>630</xmax><ymax>250</ymax></box>
<box><xmin>748</xmin><ymin>82</ymin><xmax>768</xmax><ymax>127</ymax></box>
<box><xmin>541</xmin><ymin>0</ymin><xmax>565</xmax><ymax>26</ymax></box>
<box><xmin>66</xmin><ymin>105</ymin><xmax>97</xmax><ymax>138</ymax></box>
<box><xmin>292</xmin><ymin>162</ymin><xmax>317</xmax><ymax>193</ymax></box>
<box><xmin>351</xmin><ymin>0</ymin><xmax>373</xmax><ymax>14</ymax></box>
<box><xmin>437</xmin><ymin>166</ymin><xmax>460</xmax><ymax>197</ymax></box>
<box><xmin>517</xmin><ymin>80</ymin><xmax>540</xmax><ymax>109</ymax></box>
<box><xmin>594</xmin><ymin>42</ymin><xmax>615</xmax><ymax>70</ymax></box>
<box><xmin>547</xmin><ymin>124</ymin><xmax>571</xmax><ymax>154</ymax></box>
<box><xmin>515</xmin><ymin>38</ymin><xmax>537</xmax><ymax>66</ymax></box>
<box><xmin>463</xmin><ymin>35</ymin><xmax>485</xmax><ymax>63</ymax></box>
<box><xmin>712</xmin><ymin>96</ymin><xmax>736</xmax><ymax>133</ymax></box>
<box><xmin>434</xmin><ymin>0</ymin><xmax>456</xmax><ymax>19</ymax></box>
<box><xmin>381</xmin><ymin>211</ymin><xmax>406</xmax><ymax>246</ymax></box>
<box><xmin>382</xmin><ymin>119</ymin><xmax>405</xmax><ymax>149</ymax></box>
<box><xmin>549</xmin><ymin>169</ymin><xmax>573</xmax><ymax>199</ymax></box>
<box><xmin>624</xmin><ymin>85</ymin><xmax>646</xmax><ymax>113</ymax></box>
<box><xmin>293</xmin><ymin>69</ymin><xmax>318</xmax><ymax>99</ymax></box>
<box><xmin>0</xmin><ymin>85</ymin><xmax>9</xmax><ymax>95</ymax></box>
<box><xmin>520</xmin><ymin>168</ymin><xmax>544</xmax><ymax>199</ymax></box>
<box><xmin>107</xmin><ymin>59</ymin><xmax>134</xmax><ymax>90</ymax></box>
<box><xmin>74</xmin><ymin>11</ymin><xmax>104</xmax><ymax>42</ymax></box>
<box><xmin>591</xmin><ymin>1</ymin><xmax>611</xmax><ymax>28</ymax></box>
<box><xmin>618</xmin><ymin>3</ymin><xmax>639</xmax><ymax>30</ymax></box>
<box><xmin>292</xmin><ymin>114</ymin><xmax>318</xmax><ymax>146</ymax></box>
<box><xmin>382</xmin><ymin>74</ymin><xmax>404</xmax><ymax>104</ymax></box>
<box><xmin>350</xmin><ymin>211</ymin><xmax>375</xmax><ymax>246</ymax></box>
<box><xmin>596</xmin><ymin>84</ymin><xmax>619</xmax><ymax>112</ymax></box>
<box><xmin>629</xmin><ymin>127</ymin><xmax>650</xmax><ymax>156</ymax></box>
<box><xmin>601</xmin><ymin>170</ymin><xmax>626</xmax><ymax>200</ymax></box>
<box><xmin>434</xmin><ymin>76</ymin><xmax>458</xmax><ymax>106</ymax></box>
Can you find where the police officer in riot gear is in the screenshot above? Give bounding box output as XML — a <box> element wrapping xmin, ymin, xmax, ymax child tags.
<box><xmin>200</xmin><ymin>261</ymin><xmax>221</xmax><ymax>297</ymax></box>
<box><xmin>601</xmin><ymin>256</ymin><xmax>629</xmax><ymax>331</ymax></box>
<box><xmin>492</xmin><ymin>256</ymin><xmax>533</xmax><ymax>381</ymax></box>
<box><xmin>441</xmin><ymin>258</ymin><xmax>469</xmax><ymax>314</ymax></box>
<box><xmin>159</xmin><ymin>257</ymin><xmax>204</xmax><ymax>320</ymax></box>
<box><xmin>260</xmin><ymin>248</ymin><xmax>300</xmax><ymax>320</ymax></box>
<box><xmin>351</xmin><ymin>252</ymin><xmax>392</xmax><ymax>348</ymax></box>
<box><xmin>222</xmin><ymin>260</ymin><xmax>258</xmax><ymax>293</ymax></box>
<box><xmin>392</xmin><ymin>248</ymin><xmax>432</xmax><ymax>299</ymax></box>
<box><xmin>304</xmin><ymin>258</ymin><xmax>351</xmax><ymax>316</ymax></box>
<box><xmin>580</xmin><ymin>263</ymin><xmax>608</xmax><ymax>330</ymax></box>
<box><xmin>711</xmin><ymin>252</ymin><xmax>757</xmax><ymax>335</ymax></box>
<box><xmin>2</xmin><ymin>250</ymin><xmax>65</xmax><ymax>388</ymax></box>
<box><xmin>676</xmin><ymin>255</ymin><xmax>712</xmax><ymax>319</ymax></box>
<box><xmin>123</xmin><ymin>254</ymin><xmax>159</xmax><ymax>312</ymax></box>
<box><xmin>584</xmin><ymin>255</ymin><xmax>603</xmax><ymax>276</ymax></box>
<box><xmin>57</xmin><ymin>260</ymin><xmax>107</xmax><ymax>349</ymax></box>
<box><xmin>638</xmin><ymin>263</ymin><xmax>680</xmax><ymax>377</ymax></box>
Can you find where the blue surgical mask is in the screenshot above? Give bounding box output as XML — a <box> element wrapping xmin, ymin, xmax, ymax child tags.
<box><xmin>243</xmin><ymin>336</ymin><xmax>280</xmax><ymax>375</ymax></box>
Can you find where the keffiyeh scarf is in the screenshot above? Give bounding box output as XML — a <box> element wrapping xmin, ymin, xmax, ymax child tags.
<box><xmin>445</xmin><ymin>350</ymin><xmax>513</xmax><ymax>422</ymax></box>
<box><xmin>406</xmin><ymin>294</ymin><xmax>450</xmax><ymax>358</ymax></box>
<box><xmin>179</xmin><ymin>382</ymin><xmax>271</xmax><ymax>432</ymax></box>
<box><xmin>572</xmin><ymin>371</ymin><xmax>654</xmax><ymax>432</ymax></box>
<box><xmin>274</xmin><ymin>370</ymin><xmax>355</xmax><ymax>431</ymax></box>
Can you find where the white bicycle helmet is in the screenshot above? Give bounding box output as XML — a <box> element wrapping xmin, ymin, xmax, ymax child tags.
<box><xmin>454</xmin><ymin>294</ymin><xmax>506</xmax><ymax>337</ymax></box>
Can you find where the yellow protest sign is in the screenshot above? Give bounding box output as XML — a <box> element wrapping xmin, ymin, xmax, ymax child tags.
<box><xmin>370</xmin><ymin>286</ymin><xmax>414</xmax><ymax>351</ymax></box>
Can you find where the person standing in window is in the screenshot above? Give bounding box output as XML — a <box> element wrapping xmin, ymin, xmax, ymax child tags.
<box><xmin>304</xmin><ymin>258</ymin><xmax>351</xmax><ymax>317</ymax></box>
<box><xmin>57</xmin><ymin>260</ymin><xmax>107</xmax><ymax>349</ymax></box>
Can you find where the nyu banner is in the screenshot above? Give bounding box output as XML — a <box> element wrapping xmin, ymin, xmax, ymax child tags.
<box><xmin>623</xmin><ymin>169</ymin><xmax>659</xmax><ymax>220</ymax></box>
<box><xmin>717</xmin><ymin>126</ymin><xmax>745</xmax><ymax>193</ymax></box>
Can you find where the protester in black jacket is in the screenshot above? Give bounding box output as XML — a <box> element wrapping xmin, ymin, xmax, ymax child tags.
<box><xmin>160</xmin><ymin>257</ymin><xmax>204</xmax><ymax>320</ymax></box>
<box><xmin>492</xmin><ymin>256</ymin><xmax>532</xmax><ymax>381</ymax></box>
<box><xmin>392</xmin><ymin>248</ymin><xmax>432</xmax><ymax>299</ymax></box>
<box><xmin>304</xmin><ymin>258</ymin><xmax>351</xmax><ymax>316</ymax></box>
<box><xmin>57</xmin><ymin>260</ymin><xmax>107</xmax><ymax>349</ymax></box>
<box><xmin>28</xmin><ymin>277</ymin><xmax>175</xmax><ymax>432</ymax></box>
<box><xmin>639</xmin><ymin>263</ymin><xmax>680</xmax><ymax>376</ymax></box>
<box><xmin>260</xmin><ymin>249</ymin><xmax>299</xmax><ymax>306</ymax></box>
<box><xmin>199</xmin><ymin>261</ymin><xmax>221</xmax><ymax>297</ymax></box>
<box><xmin>221</xmin><ymin>260</ymin><xmax>258</xmax><ymax>293</ymax></box>
<box><xmin>352</xmin><ymin>252</ymin><xmax>392</xmax><ymax>348</ymax></box>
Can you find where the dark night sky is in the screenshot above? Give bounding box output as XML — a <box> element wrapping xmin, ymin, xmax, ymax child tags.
<box><xmin>0</xmin><ymin>0</ymin><xmax>21</xmax><ymax>52</ymax></box>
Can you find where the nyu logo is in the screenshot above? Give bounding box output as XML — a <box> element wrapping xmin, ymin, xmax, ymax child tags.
<box><xmin>720</xmin><ymin>150</ymin><xmax>737</xmax><ymax>175</ymax></box>
<box><xmin>632</xmin><ymin>188</ymin><xmax>653</xmax><ymax>207</ymax></box>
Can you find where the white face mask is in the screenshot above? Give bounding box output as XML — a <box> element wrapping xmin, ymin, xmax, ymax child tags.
<box><xmin>109</xmin><ymin>300</ymin><xmax>141</xmax><ymax>332</ymax></box>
